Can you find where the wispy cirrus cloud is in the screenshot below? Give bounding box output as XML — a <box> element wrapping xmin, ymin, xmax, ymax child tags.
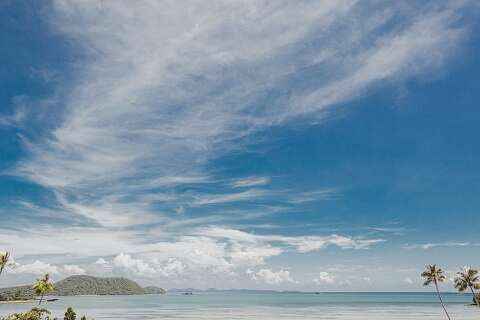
<box><xmin>287</xmin><ymin>188</ymin><xmax>339</xmax><ymax>204</ymax></box>
<box><xmin>404</xmin><ymin>242</ymin><xmax>480</xmax><ymax>250</ymax></box>
<box><xmin>229</xmin><ymin>176</ymin><xmax>270</xmax><ymax>188</ymax></box>
<box><xmin>11</xmin><ymin>0</ymin><xmax>473</xmax><ymax>232</ymax></box>
<box><xmin>191</xmin><ymin>189</ymin><xmax>269</xmax><ymax>206</ymax></box>
<box><xmin>194</xmin><ymin>226</ymin><xmax>384</xmax><ymax>252</ymax></box>
<box><xmin>3</xmin><ymin>0</ymin><xmax>478</xmax><ymax>287</ymax></box>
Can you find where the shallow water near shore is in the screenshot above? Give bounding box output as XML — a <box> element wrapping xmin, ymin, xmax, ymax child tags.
<box><xmin>0</xmin><ymin>292</ymin><xmax>478</xmax><ymax>319</ymax></box>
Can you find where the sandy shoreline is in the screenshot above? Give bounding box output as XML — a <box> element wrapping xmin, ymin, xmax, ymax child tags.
<box><xmin>0</xmin><ymin>300</ymin><xmax>37</xmax><ymax>304</ymax></box>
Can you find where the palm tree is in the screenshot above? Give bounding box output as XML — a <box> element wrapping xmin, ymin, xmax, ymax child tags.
<box><xmin>421</xmin><ymin>264</ymin><xmax>452</xmax><ymax>320</ymax></box>
<box><xmin>475</xmin><ymin>282</ymin><xmax>480</xmax><ymax>305</ymax></box>
<box><xmin>454</xmin><ymin>267</ymin><xmax>480</xmax><ymax>306</ymax></box>
<box><xmin>33</xmin><ymin>273</ymin><xmax>55</xmax><ymax>305</ymax></box>
<box><xmin>0</xmin><ymin>252</ymin><xmax>10</xmax><ymax>277</ymax></box>
<box><xmin>64</xmin><ymin>306</ymin><xmax>77</xmax><ymax>320</ymax></box>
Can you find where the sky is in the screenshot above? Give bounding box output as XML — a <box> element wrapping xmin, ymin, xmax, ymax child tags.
<box><xmin>1</xmin><ymin>0</ymin><xmax>480</xmax><ymax>291</ymax></box>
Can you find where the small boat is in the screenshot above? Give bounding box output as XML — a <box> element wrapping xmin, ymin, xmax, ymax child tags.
<box><xmin>47</xmin><ymin>298</ymin><xmax>59</xmax><ymax>302</ymax></box>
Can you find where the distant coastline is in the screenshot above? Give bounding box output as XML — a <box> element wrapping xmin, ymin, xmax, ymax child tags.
<box><xmin>0</xmin><ymin>275</ymin><xmax>165</xmax><ymax>302</ymax></box>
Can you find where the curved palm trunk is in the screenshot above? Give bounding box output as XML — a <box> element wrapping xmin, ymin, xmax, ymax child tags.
<box><xmin>469</xmin><ymin>286</ymin><xmax>479</xmax><ymax>307</ymax></box>
<box><xmin>38</xmin><ymin>293</ymin><xmax>44</xmax><ymax>305</ymax></box>
<box><xmin>434</xmin><ymin>280</ymin><xmax>452</xmax><ymax>320</ymax></box>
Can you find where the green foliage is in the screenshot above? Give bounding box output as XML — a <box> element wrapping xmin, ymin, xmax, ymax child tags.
<box><xmin>0</xmin><ymin>308</ymin><xmax>51</xmax><ymax>320</ymax></box>
<box><xmin>421</xmin><ymin>264</ymin><xmax>446</xmax><ymax>286</ymax></box>
<box><xmin>421</xmin><ymin>265</ymin><xmax>452</xmax><ymax>320</ymax></box>
<box><xmin>64</xmin><ymin>307</ymin><xmax>76</xmax><ymax>320</ymax></box>
<box><xmin>0</xmin><ymin>285</ymin><xmax>35</xmax><ymax>301</ymax></box>
<box><xmin>453</xmin><ymin>267</ymin><xmax>480</xmax><ymax>306</ymax></box>
<box><xmin>143</xmin><ymin>286</ymin><xmax>166</xmax><ymax>294</ymax></box>
<box><xmin>33</xmin><ymin>274</ymin><xmax>55</xmax><ymax>305</ymax></box>
<box><xmin>1</xmin><ymin>275</ymin><xmax>165</xmax><ymax>298</ymax></box>
<box><xmin>53</xmin><ymin>275</ymin><xmax>150</xmax><ymax>295</ymax></box>
<box><xmin>0</xmin><ymin>308</ymin><xmax>94</xmax><ymax>320</ymax></box>
<box><xmin>0</xmin><ymin>252</ymin><xmax>11</xmax><ymax>276</ymax></box>
<box><xmin>454</xmin><ymin>267</ymin><xmax>479</xmax><ymax>292</ymax></box>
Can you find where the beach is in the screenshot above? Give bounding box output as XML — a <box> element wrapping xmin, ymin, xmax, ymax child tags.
<box><xmin>0</xmin><ymin>292</ymin><xmax>478</xmax><ymax>320</ymax></box>
<box><xmin>0</xmin><ymin>300</ymin><xmax>36</xmax><ymax>305</ymax></box>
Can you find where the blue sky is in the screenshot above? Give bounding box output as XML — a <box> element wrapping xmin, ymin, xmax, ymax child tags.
<box><xmin>1</xmin><ymin>0</ymin><xmax>480</xmax><ymax>291</ymax></box>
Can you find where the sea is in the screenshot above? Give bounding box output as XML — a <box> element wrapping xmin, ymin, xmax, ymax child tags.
<box><xmin>0</xmin><ymin>292</ymin><xmax>478</xmax><ymax>319</ymax></box>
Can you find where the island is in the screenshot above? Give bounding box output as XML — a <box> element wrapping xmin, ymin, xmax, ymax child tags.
<box><xmin>0</xmin><ymin>275</ymin><xmax>165</xmax><ymax>302</ymax></box>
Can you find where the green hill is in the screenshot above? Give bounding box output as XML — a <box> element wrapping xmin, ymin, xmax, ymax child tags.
<box><xmin>143</xmin><ymin>286</ymin><xmax>166</xmax><ymax>294</ymax></box>
<box><xmin>0</xmin><ymin>285</ymin><xmax>35</xmax><ymax>302</ymax></box>
<box><xmin>54</xmin><ymin>275</ymin><xmax>145</xmax><ymax>295</ymax></box>
<box><xmin>0</xmin><ymin>275</ymin><xmax>165</xmax><ymax>301</ymax></box>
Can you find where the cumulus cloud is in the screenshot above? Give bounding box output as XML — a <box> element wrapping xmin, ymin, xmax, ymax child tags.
<box><xmin>8</xmin><ymin>261</ymin><xmax>86</xmax><ymax>277</ymax></box>
<box><xmin>154</xmin><ymin>258</ymin><xmax>186</xmax><ymax>277</ymax></box>
<box><xmin>248</xmin><ymin>268</ymin><xmax>296</xmax><ymax>285</ymax></box>
<box><xmin>95</xmin><ymin>258</ymin><xmax>108</xmax><ymax>265</ymax></box>
<box><xmin>230</xmin><ymin>243</ymin><xmax>283</xmax><ymax>267</ymax></box>
<box><xmin>62</xmin><ymin>264</ymin><xmax>86</xmax><ymax>275</ymax></box>
<box><xmin>313</xmin><ymin>272</ymin><xmax>335</xmax><ymax>285</ymax></box>
<box><xmin>113</xmin><ymin>253</ymin><xmax>156</xmax><ymax>276</ymax></box>
<box><xmin>10</xmin><ymin>260</ymin><xmax>60</xmax><ymax>276</ymax></box>
<box><xmin>0</xmin><ymin>224</ymin><xmax>382</xmax><ymax>285</ymax></box>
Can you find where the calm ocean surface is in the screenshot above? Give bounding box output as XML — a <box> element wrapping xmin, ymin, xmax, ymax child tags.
<box><xmin>0</xmin><ymin>292</ymin><xmax>478</xmax><ymax>319</ymax></box>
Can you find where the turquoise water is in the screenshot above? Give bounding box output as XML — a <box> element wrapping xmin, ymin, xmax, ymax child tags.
<box><xmin>0</xmin><ymin>292</ymin><xmax>478</xmax><ymax>319</ymax></box>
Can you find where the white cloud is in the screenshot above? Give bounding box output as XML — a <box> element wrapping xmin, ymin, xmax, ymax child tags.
<box><xmin>113</xmin><ymin>253</ymin><xmax>156</xmax><ymax>276</ymax></box>
<box><xmin>4</xmin><ymin>255</ymin><xmax>84</xmax><ymax>277</ymax></box>
<box><xmin>249</xmin><ymin>268</ymin><xmax>296</xmax><ymax>285</ymax></box>
<box><xmin>287</xmin><ymin>188</ymin><xmax>338</xmax><ymax>204</ymax></box>
<box><xmin>11</xmin><ymin>0</ymin><xmax>472</xmax><ymax>231</ymax></box>
<box><xmin>4</xmin><ymin>0</ymin><xmax>477</xmax><ymax>288</ymax></box>
<box><xmin>230</xmin><ymin>176</ymin><xmax>270</xmax><ymax>188</ymax></box>
<box><xmin>93</xmin><ymin>255</ymin><xmax>185</xmax><ymax>278</ymax></box>
<box><xmin>62</xmin><ymin>264</ymin><xmax>86</xmax><ymax>275</ymax></box>
<box><xmin>230</xmin><ymin>243</ymin><xmax>283</xmax><ymax>267</ymax></box>
<box><xmin>157</xmin><ymin>258</ymin><xmax>186</xmax><ymax>277</ymax></box>
<box><xmin>284</xmin><ymin>235</ymin><xmax>384</xmax><ymax>252</ymax></box>
<box><xmin>9</xmin><ymin>261</ymin><xmax>84</xmax><ymax>277</ymax></box>
<box><xmin>314</xmin><ymin>272</ymin><xmax>335</xmax><ymax>285</ymax></box>
<box><xmin>0</xmin><ymin>224</ymin><xmax>382</xmax><ymax>286</ymax></box>
<box><xmin>192</xmin><ymin>189</ymin><xmax>268</xmax><ymax>206</ymax></box>
<box><xmin>0</xmin><ymin>227</ymin><xmax>140</xmax><ymax>258</ymax></box>
<box><xmin>196</xmin><ymin>226</ymin><xmax>383</xmax><ymax>253</ymax></box>
<box><xmin>404</xmin><ymin>242</ymin><xmax>479</xmax><ymax>250</ymax></box>
<box><xmin>11</xmin><ymin>260</ymin><xmax>60</xmax><ymax>276</ymax></box>
<box><xmin>405</xmin><ymin>277</ymin><xmax>414</xmax><ymax>284</ymax></box>
<box><xmin>95</xmin><ymin>258</ymin><xmax>108</xmax><ymax>265</ymax></box>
